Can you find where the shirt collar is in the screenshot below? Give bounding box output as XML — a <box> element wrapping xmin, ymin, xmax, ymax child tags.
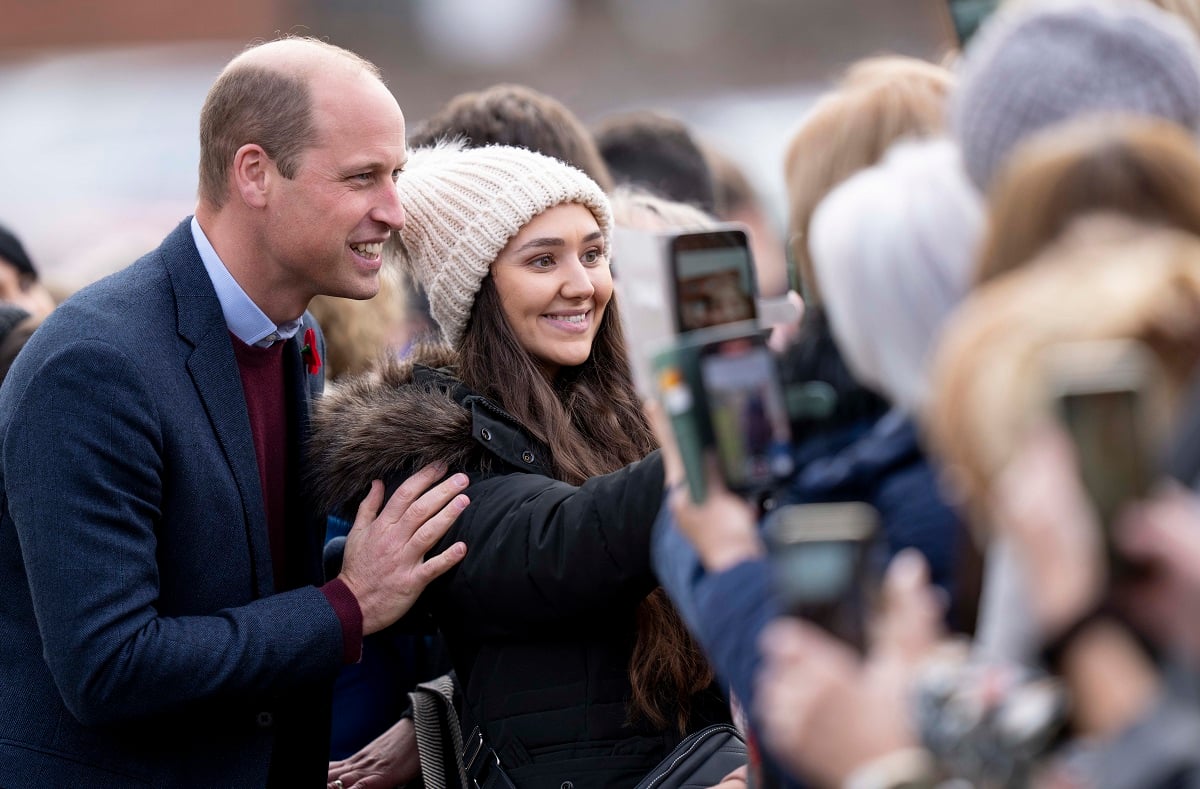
<box><xmin>190</xmin><ymin>216</ymin><xmax>302</xmax><ymax>347</ymax></box>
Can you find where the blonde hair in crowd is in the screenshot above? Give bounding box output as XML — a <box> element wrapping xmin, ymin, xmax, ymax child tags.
<box><xmin>307</xmin><ymin>265</ymin><xmax>406</xmax><ymax>381</ymax></box>
<box><xmin>926</xmin><ymin>223</ymin><xmax>1200</xmax><ymax>534</ymax></box>
<box><xmin>1151</xmin><ymin>0</ymin><xmax>1200</xmax><ymax>35</ymax></box>
<box><xmin>977</xmin><ymin>115</ymin><xmax>1200</xmax><ymax>284</ymax></box>
<box><xmin>783</xmin><ymin>56</ymin><xmax>954</xmax><ymax>305</ymax></box>
<box><xmin>610</xmin><ymin>184</ymin><xmax>717</xmax><ymax>232</ymax></box>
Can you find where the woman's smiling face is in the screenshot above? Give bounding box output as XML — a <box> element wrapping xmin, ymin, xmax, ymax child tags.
<box><xmin>489</xmin><ymin>202</ymin><xmax>612</xmax><ymax>380</ymax></box>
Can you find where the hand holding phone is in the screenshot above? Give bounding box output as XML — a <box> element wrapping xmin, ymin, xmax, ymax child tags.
<box><xmin>653</xmin><ymin>323</ymin><xmax>793</xmax><ymax>503</ymax></box>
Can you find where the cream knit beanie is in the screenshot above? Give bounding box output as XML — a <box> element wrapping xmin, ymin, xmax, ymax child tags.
<box><xmin>390</xmin><ymin>141</ymin><xmax>613</xmax><ymax>347</ymax></box>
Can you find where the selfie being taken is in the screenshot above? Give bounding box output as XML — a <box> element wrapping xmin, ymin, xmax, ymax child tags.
<box><xmin>4</xmin><ymin>1</ymin><xmax>1200</xmax><ymax>788</ymax></box>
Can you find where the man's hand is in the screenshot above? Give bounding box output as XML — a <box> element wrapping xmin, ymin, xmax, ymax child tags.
<box><xmin>328</xmin><ymin>717</ymin><xmax>420</xmax><ymax>789</ymax></box>
<box><xmin>338</xmin><ymin>463</ymin><xmax>469</xmax><ymax>634</ymax></box>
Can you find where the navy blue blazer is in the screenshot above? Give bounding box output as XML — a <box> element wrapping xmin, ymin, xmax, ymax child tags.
<box><xmin>0</xmin><ymin>220</ymin><xmax>342</xmax><ymax>787</ymax></box>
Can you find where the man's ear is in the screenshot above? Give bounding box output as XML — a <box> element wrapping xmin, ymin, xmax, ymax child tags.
<box><xmin>232</xmin><ymin>143</ymin><xmax>271</xmax><ymax>209</ymax></box>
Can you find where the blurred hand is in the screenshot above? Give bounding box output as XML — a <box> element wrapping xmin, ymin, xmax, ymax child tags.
<box><xmin>709</xmin><ymin>764</ymin><xmax>749</xmax><ymax>788</ymax></box>
<box><xmin>339</xmin><ymin>463</ymin><xmax>469</xmax><ymax>634</ymax></box>
<box><xmin>1115</xmin><ymin>484</ymin><xmax>1200</xmax><ymax>661</ymax></box>
<box><xmin>644</xmin><ymin>400</ymin><xmax>762</xmax><ymax>572</ymax></box>
<box><xmin>989</xmin><ymin>424</ymin><xmax>1106</xmax><ymax>640</ymax></box>
<box><xmin>328</xmin><ymin>717</ymin><xmax>419</xmax><ymax>789</ymax></box>
<box><xmin>754</xmin><ymin>551</ymin><xmax>941</xmax><ymax>787</ymax></box>
<box><xmin>766</xmin><ymin>290</ymin><xmax>805</xmax><ymax>354</ymax></box>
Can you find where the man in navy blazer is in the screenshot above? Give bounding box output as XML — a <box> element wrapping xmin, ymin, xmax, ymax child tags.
<box><xmin>0</xmin><ymin>38</ymin><xmax>469</xmax><ymax>787</ymax></box>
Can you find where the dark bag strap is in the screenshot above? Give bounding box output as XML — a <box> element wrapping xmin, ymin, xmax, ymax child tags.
<box><xmin>635</xmin><ymin>723</ymin><xmax>748</xmax><ymax>789</ymax></box>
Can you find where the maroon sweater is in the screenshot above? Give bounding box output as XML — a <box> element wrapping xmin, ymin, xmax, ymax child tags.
<box><xmin>232</xmin><ymin>335</ymin><xmax>361</xmax><ymax>663</ymax></box>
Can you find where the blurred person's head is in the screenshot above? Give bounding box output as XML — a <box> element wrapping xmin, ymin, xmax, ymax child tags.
<box><xmin>0</xmin><ymin>222</ymin><xmax>57</xmax><ymax>320</ymax></box>
<box><xmin>951</xmin><ymin>0</ymin><xmax>1200</xmax><ymax>193</ymax></box>
<box><xmin>808</xmin><ymin>138</ymin><xmax>984</xmax><ymax>415</ymax></box>
<box><xmin>784</xmin><ymin>55</ymin><xmax>954</xmax><ymax>306</ymax></box>
<box><xmin>978</xmin><ymin>116</ymin><xmax>1200</xmax><ymax>284</ymax></box>
<box><xmin>407</xmin><ymin>83</ymin><xmax>614</xmax><ymax>193</ymax></box>
<box><xmin>703</xmin><ymin>143</ymin><xmax>789</xmax><ymax>298</ymax></box>
<box><xmin>610</xmin><ymin>184</ymin><xmax>716</xmax><ymax>233</ymax></box>
<box><xmin>305</xmin><ymin>265</ymin><xmax>406</xmax><ymax>382</ymax></box>
<box><xmin>593</xmin><ymin>110</ymin><xmax>717</xmax><ymax>214</ymax></box>
<box><xmin>927</xmin><ymin>222</ymin><xmax>1200</xmax><ymax>529</ymax></box>
<box><xmin>195</xmin><ymin>37</ymin><xmax>405</xmax><ymax>322</ymax></box>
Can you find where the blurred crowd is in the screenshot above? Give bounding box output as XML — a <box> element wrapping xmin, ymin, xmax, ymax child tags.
<box><xmin>6</xmin><ymin>1</ymin><xmax>1200</xmax><ymax>787</ymax></box>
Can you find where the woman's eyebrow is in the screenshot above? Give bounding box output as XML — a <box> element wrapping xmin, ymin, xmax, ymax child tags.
<box><xmin>511</xmin><ymin>237</ymin><xmax>565</xmax><ymax>254</ymax></box>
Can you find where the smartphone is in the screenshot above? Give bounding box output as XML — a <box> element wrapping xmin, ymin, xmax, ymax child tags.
<box><xmin>652</xmin><ymin>322</ymin><xmax>792</xmax><ymax>503</ymax></box>
<box><xmin>763</xmin><ymin>502</ymin><xmax>880</xmax><ymax>650</ymax></box>
<box><xmin>670</xmin><ymin>228</ymin><xmax>759</xmax><ymax>333</ymax></box>
<box><xmin>941</xmin><ymin>0</ymin><xmax>1002</xmax><ymax>48</ymax></box>
<box><xmin>1044</xmin><ymin>339</ymin><xmax>1162</xmax><ymax>575</ymax></box>
<box><xmin>699</xmin><ymin>334</ymin><xmax>794</xmax><ymax>495</ymax></box>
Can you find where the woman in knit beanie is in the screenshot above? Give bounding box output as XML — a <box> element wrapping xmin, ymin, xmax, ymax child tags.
<box><xmin>312</xmin><ymin>143</ymin><xmax>728</xmax><ymax>788</ymax></box>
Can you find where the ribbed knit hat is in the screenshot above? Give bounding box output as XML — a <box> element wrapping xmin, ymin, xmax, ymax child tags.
<box><xmin>391</xmin><ymin>142</ymin><xmax>612</xmax><ymax>347</ymax></box>
<box><xmin>951</xmin><ymin>0</ymin><xmax>1200</xmax><ymax>191</ymax></box>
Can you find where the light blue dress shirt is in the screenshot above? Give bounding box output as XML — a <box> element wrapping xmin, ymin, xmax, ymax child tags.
<box><xmin>190</xmin><ymin>216</ymin><xmax>302</xmax><ymax>347</ymax></box>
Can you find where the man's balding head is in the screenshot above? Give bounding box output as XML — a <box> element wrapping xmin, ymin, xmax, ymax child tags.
<box><xmin>198</xmin><ymin>37</ymin><xmax>383</xmax><ymax>208</ymax></box>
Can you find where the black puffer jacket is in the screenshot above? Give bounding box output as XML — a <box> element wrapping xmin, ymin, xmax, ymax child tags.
<box><xmin>310</xmin><ymin>351</ymin><xmax>715</xmax><ymax>788</ymax></box>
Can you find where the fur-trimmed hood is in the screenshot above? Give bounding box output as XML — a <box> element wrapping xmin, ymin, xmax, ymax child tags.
<box><xmin>307</xmin><ymin>345</ymin><xmax>549</xmax><ymax>516</ymax></box>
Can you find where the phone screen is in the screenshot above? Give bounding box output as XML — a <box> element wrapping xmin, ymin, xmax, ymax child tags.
<box><xmin>699</xmin><ymin>337</ymin><xmax>792</xmax><ymax>492</ymax></box>
<box><xmin>1059</xmin><ymin>387</ymin><xmax>1154</xmax><ymax>528</ymax></box>
<box><xmin>771</xmin><ymin>539</ymin><xmax>859</xmax><ymax>605</ymax></box>
<box><xmin>763</xmin><ymin>502</ymin><xmax>879</xmax><ymax>649</ymax></box>
<box><xmin>671</xmin><ymin>230</ymin><xmax>758</xmax><ymax>333</ymax></box>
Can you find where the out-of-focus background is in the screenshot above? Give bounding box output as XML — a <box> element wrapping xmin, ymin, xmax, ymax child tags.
<box><xmin>0</xmin><ymin>0</ymin><xmax>954</xmax><ymax>292</ymax></box>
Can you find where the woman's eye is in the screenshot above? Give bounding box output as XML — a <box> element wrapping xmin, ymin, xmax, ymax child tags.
<box><xmin>582</xmin><ymin>248</ymin><xmax>604</xmax><ymax>265</ymax></box>
<box><xmin>529</xmin><ymin>255</ymin><xmax>555</xmax><ymax>269</ymax></box>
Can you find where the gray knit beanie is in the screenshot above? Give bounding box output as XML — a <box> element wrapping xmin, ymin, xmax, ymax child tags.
<box><xmin>951</xmin><ymin>0</ymin><xmax>1200</xmax><ymax>191</ymax></box>
<box><xmin>391</xmin><ymin>142</ymin><xmax>612</xmax><ymax>347</ymax></box>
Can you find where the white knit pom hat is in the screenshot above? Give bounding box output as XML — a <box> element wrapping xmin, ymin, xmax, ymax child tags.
<box><xmin>390</xmin><ymin>141</ymin><xmax>612</xmax><ymax>347</ymax></box>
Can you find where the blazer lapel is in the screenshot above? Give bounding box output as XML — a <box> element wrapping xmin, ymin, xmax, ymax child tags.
<box><xmin>164</xmin><ymin>221</ymin><xmax>274</xmax><ymax>597</ymax></box>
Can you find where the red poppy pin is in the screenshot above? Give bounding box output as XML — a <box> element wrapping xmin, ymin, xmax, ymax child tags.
<box><xmin>300</xmin><ymin>327</ymin><xmax>322</xmax><ymax>375</ymax></box>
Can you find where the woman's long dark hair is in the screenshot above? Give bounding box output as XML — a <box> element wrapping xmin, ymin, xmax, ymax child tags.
<box><xmin>458</xmin><ymin>276</ymin><xmax>713</xmax><ymax>733</ymax></box>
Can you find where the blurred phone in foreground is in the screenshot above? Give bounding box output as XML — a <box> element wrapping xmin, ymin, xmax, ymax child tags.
<box><xmin>1043</xmin><ymin>339</ymin><xmax>1163</xmax><ymax>577</ymax></box>
<box><xmin>763</xmin><ymin>502</ymin><xmax>880</xmax><ymax>650</ymax></box>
